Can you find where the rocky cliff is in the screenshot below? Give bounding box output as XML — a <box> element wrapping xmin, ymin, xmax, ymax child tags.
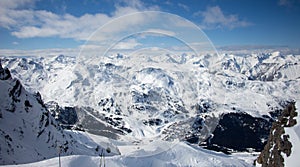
<box><xmin>256</xmin><ymin>102</ymin><xmax>297</xmax><ymax>167</ymax></box>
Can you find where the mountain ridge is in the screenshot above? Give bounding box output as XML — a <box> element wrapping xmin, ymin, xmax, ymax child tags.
<box><xmin>0</xmin><ymin>62</ymin><xmax>118</xmax><ymax>165</ymax></box>
<box><xmin>0</xmin><ymin>51</ymin><xmax>299</xmax><ymax>165</ymax></box>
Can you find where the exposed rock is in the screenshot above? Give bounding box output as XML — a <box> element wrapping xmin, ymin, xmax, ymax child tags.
<box><xmin>0</xmin><ymin>60</ymin><xmax>12</xmax><ymax>80</ymax></box>
<box><xmin>162</xmin><ymin>114</ymin><xmax>219</xmax><ymax>144</ymax></box>
<box><xmin>45</xmin><ymin>101</ymin><xmax>78</xmax><ymax>128</ymax></box>
<box><xmin>143</xmin><ymin>118</ymin><xmax>163</xmax><ymax>126</ymax></box>
<box><xmin>75</xmin><ymin>106</ymin><xmax>124</xmax><ymax>139</ymax></box>
<box><xmin>256</xmin><ymin>102</ymin><xmax>297</xmax><ymax>167</ymax></box>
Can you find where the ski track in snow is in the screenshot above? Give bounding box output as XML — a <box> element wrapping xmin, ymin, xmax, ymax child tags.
<box><xmin>5</xmin><ymin>142</ymin><xmax>251</xmax><ymax>167</ymax></box>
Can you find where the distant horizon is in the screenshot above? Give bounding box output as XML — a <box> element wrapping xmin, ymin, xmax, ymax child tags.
<box><xmin>1</xmin><ymin>45</ymin><xmax>299</xmax><ymax>58</ymax></box>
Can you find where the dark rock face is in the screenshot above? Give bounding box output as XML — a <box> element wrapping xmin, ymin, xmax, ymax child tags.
<box><xmin>0</xmin><ymin>60</ymin><xmax>11</xmax><ymax>80</ymax></box>
<box><xmin>46</xmin><ymin>99</ymin><xmax>132</xmax><ymax>139</ymax></box>
<box><xmin>203</xmin><ymin>112</ymin><xmax>272</xmax><ymax>152</ymax></box>
<box><xmin>257</xmin><ymin>102</ymin><xmax>297</xmax><ymax>167</ymax></box>
<box><xmin>268</xmin><ymin>100</ymin><xmax>293</xmax><ymax>119</ymax></box>
<box><xmin>192</xmin><ymin>99</ymin><xmax>216</xmax><ymax>113</ymax></box>
<box><xmin>143</xmin><ymin>118</ymin><xmax>163</xmax><ymax>126</ymax></box>
<box><xmin>46</xmin><ymin>101</ymin><xmax>78</xmax><ymax>128</ymax></box>
<box><xmin>75</xmin><ymin>107</ymin><xmax>125</xmax><ymax>139</ymax></box>
<box><xmin>162</xmin><ymin>115</ymin><xmax>219</xmax><ymax>144</ymax></box>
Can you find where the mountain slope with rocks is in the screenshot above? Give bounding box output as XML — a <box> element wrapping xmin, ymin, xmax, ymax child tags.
<box><xmin>0</xmin><ymin>62</ymin><xmax>118</xmax><ymax>165</ymax></box>
<box><xmin>0</xmin><ymin>50</ymin><xmax>299</xmax><ymax>166</ymax></box>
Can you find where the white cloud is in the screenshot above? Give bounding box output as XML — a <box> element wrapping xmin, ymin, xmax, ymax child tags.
<box><xmin>196</xmin><ymin>6</ymin><xmax>252</xmax><ymax>29</ymax></box>
<box><xmin>0</xmin><ymin>48</ymin><xmax>80</xmax><ymax>57</ymax></box>
<box><xmin>0</xmin><ymin>0</ymin><xmax>38</xmax><ymax>28</ymax></box>
<box><xmin>11</xmin><ymin>12</ymin><xmax>111</xmax><ymax>39</ymax></box>
<box><xmin>278</xmin><ymin>0</ymin><xmax>300</xmax><ymax>7</ymax></box>
<box><xmin>278</xmin><ymin>0</ymin><xmax>292</xmax><ymax>6</ymax></box>
<box><xmin>113</xmin><ymin>38</ymin><xmax>141</xmax><ymax>50</ymax></box>
<box><xmin>178</xmin><ymin>3</ymin><xmax>189</xmax><ymax>11</ymax></box>
<box><xmin>0</xmin><ymin>0</ymin><xmax>158</xmax><ymax>40</ymax></box>
<box><xmin>0</xmin><ymin>0</ymin><xmax>36</xmax><ymax>9</ymax></box>
<box><xmin>164</xmin><ymin>1</ymin><xmax>173</xmax><ymax>6</ymax></box>
<box><xmin>116</xmin><ymin>0</ymin><xmax>145</xmax><ymax>10</ymax></box>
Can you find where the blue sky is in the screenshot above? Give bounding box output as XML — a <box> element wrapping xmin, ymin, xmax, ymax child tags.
<box><xmin>0</xmin><ymin>0</ymin><xmax>300</xmax><ymax>51</ymax></box>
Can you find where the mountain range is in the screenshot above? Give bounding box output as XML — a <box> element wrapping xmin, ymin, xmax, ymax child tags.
<box><xmin>0</xmin><ymin>50</ymin><xmax>299</xmax><ymax>166</ymax></box>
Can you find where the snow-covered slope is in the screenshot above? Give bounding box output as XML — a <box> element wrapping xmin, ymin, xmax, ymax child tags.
<box><xmin>0</xmin><ymin>52</ymin><xmax>300</xmax><ymax>166</ymax></box>
<box><xmin>1</xmin><ymin>55</ymin><xmax>77</xmax><ymax>105</ymax></box>
<box><xmin>1</xmin><ymin>50</ymin><xmax>299</xmax><ymax>166</ymax></box>
<box><xmin>1</xmin><ymin>52</ymin><xmax>299</xmax><ymax>141</ymax></box>
<box><xmin>0</xmin><ymin>62</ymin><xmax>118</xmax><ymax>165</ymax></box>
<box><xmin>5</xmin><ymin>141</ymin><xmax>250</xmax><ymax>167</ymax></box>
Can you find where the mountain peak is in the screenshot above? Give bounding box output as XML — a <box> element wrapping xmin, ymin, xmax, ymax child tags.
<box><xmin>0</xmin><ymin>59</ymin><xmax>11</xmax><ymax>80</ymax></box>
<box><xmin>0</xmin><ymin>66</ymin><xmax>117</xmax><ymax>165</ymax></box>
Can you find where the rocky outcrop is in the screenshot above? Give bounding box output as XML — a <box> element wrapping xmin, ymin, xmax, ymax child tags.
<box><xmin>45</xmin><ymin>101</ymin><xmax>78</xmax><ymax>128</ymax></box>
<box><xmin>256</xmin><ymin>102</ymin><xmax>297</xmax><ymax>167</ymax></box>
<box><xmin>0</xmin><ymin>60</ymin><xmax>12</xmax><ymax>80</ymax></box>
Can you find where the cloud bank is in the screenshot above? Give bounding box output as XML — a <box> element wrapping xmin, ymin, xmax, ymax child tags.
<box><xmin>195</xmin><ymin>6</ymin><xmax>252</xmax><ymax>29</ymax></box>
<box><xmin>0</xmin><ymin>1</ymin><xmax>253</xmax><ymax>41</ymax></box>
<box><xmin>0</xmin><ymin>0</ymin><xmax>158</xmax><ymax>40</ymax></box>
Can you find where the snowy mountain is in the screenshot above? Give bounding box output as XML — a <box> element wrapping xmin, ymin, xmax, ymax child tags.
<box><xmin>0</xmin><ymin>50</ymin><xmax>299</xmax><ymax>166</ymax></box>
<box><xmin>0</xmin><ymin>62</ymin><xmax>118</xmax><ymax>165</ymax></box>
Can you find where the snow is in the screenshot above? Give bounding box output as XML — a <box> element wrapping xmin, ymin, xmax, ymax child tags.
<box><xmin>0</xmin><ymin>67</ymin><xmax>118</xmax><ymax>165</ymax></box>
<box><xmin>232</xmin><ymin>152</ymin><xmax>260</xmax><ymax>166</ymax></box>
<box><xmin>5</xmin><ymin>141</ymin><xmax>251</xmax><ymax>167</ymax></box>
<box><xmin>1</xmin><ymin>51</ymin><xmax>300</xmax><ymax>166</ymax></box>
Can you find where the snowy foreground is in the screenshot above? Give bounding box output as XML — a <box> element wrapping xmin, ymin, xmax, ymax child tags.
<box><xmin>3</xmin><ymin>102</ymin><xmax>300</xmax><ymax>167</ymax></box>
<box><xmin>5</xmin><ymin>139</ymin><xmax>251</xmax><ymax>167</ymax></box>
<box><xmin>5</xmin><ymin>108</ymin><xmax>300</xmax><ymax>167</ymax></box>
<box><xmin>8</xmin><ymin>105</ymin><xmax>300</xmax><ymax>167</ymax></box>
